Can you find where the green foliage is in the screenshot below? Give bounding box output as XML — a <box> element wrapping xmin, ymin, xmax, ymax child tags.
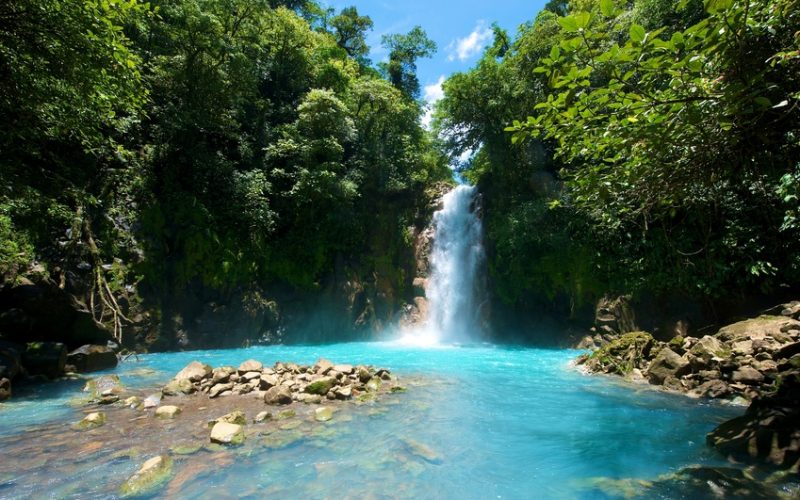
<box><xmin>506</xmin><ymin>0</ymin><xmax>800</xmax><ymax>298</ymax></box>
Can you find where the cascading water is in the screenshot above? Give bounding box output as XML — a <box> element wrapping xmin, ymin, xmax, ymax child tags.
<box><xmin>423</xmin><ymin>184</ymin><xmax>486</xmax><ymax>344</ymax></box>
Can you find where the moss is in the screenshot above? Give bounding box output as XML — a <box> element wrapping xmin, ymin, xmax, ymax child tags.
<box><xmin>587</xmin><ymin>332</ymin><xmax>654</xmax><ymax>375</ymax></box>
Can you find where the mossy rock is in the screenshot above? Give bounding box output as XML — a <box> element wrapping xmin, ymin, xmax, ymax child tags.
<box><xmin>585</xmin><ymin>332</ymin><xmax>655</xmax><ymax>375</ymax></box>
<box><xmin>305</xmin><ymin>377</ymin><xmax>336</xmax><ymax>395</ymax></box>
<box><xmin>119</xmin><ymin>455</ymin><xmax>173</xmax><ymax>497</ymax></box>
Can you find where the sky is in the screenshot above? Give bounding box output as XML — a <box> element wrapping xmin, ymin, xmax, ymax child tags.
<box><xmin>321</xmin><ymin>0</ymin><xmax>548</xmax><ymax>126</ymax></box>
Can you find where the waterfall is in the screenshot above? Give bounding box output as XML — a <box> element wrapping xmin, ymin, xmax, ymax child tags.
<box><xmin>423</xmin><ymin>184</ymin><xmax>485</xmax><ymax>344</ymax></box>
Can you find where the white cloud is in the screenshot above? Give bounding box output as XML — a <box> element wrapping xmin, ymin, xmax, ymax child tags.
<box><xmin>422</xmin><ymin>75</ymin><xmax>446</xmax><ymax>129</ymax></box>
<box><xmin>447</xmin><ymin>21</ymin><xmax>493</xmax><ymax>62</ymax></box>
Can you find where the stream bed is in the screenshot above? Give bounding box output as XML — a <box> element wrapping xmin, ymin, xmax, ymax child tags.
<box><xmin>0</xmin><ymin>342</ymin><xmax>747</xmax><ymax>498</ymax></box>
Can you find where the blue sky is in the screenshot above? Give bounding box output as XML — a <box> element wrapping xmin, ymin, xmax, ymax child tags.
<box><xmin>321</xmin><ymin>1</ymin><xmax>548</xmax><ymax>123</ymax></box>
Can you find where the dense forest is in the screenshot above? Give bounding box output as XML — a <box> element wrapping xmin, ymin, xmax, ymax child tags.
<box><xmin>0</xmin><ymin>0</ymin><xmax>452</xmax><ymax>349</ymax></box>
<box><xmin>434</xmin><ymin>0</ymin><xmax>799</xmax><ymax>335</ymax></box>
<box><xmin>1</xmin><ymin>0</ymin><xmax>799</xmax><ymax>350</ymax></box>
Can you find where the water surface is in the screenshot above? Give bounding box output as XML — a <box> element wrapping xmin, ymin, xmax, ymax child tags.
<box><xmin>0</xmin><ymin>342</ymin><xmax>743</xmax><ymax>498</ymax></box>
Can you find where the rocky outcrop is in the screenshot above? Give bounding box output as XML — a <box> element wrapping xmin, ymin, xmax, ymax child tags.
<box><xmin>66</xmin><ymin>344</ymin><xmax>117</xmax><ymax>372</ymax></box>
<box><xmin>161</xmin><ymin>358</ymin><xmax>400</xmax><ymax>406</ymax></box>
<box><xmin>577</xmin><ymin>306</ymin><xmax>800</xmax><ymax>471</ymax></box>
<box><xmin>577</xmin><ymin>315</ymin><xmax>800</xmax><ymax>403</ymax></box>
<box><xmin>707</xmin><ymin>368</ymin><xmax>800</xmax><ymax>470</ymax></box>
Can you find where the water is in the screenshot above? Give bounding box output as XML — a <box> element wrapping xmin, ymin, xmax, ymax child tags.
<box><xmin>425</xmin><ymin>185</ymin><xmax>485</xmax><ymax>344</ymax></box>
<box><xmin>0</xmin><ymin>342</ymin><xmax>743</xmax><ymax>499</ymax></box>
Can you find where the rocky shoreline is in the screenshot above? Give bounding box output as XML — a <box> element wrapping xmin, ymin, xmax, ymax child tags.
<box><xmin>575</xmin><ymin>302</ymin><xmax>800</xmax><ymax>472</ymax></box>
<box><xmin>67</xmin><ymin>357</ymin><xmax>406</xmax><ymax>496</ymax></box>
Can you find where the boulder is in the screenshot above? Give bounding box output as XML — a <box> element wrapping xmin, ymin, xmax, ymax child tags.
<box><xmin>357</xmin><ymin>366</ymin><xmax>372</xmax><ymax>383</ymax></box>
<box><xmin>583</xmin><ymin>332</ymin><xmax>655</xmax><ymax>375</ymax></box>
<box><xmin>210</xmin><ymin>422</ymin><xmax>245</xmax><ymax>445</ymax></box>
<box><xmin>22</xmin><ymin>341</ymin><xmax>66</xmax><ymax>378</ymax></box>
<box><xmin>0</xmin><ymin>378</ymin><xmax>11</xmax><ymax>401</ymax></box>
<box><xmin>75</xmin><ymin>411</ymin><xmax>106</xmax><ymax>430</ymax></box>
<box><xmin>83</xmin><ymin>375</ymin><xmax>124</xmax><ymax>399</ymax></box>
<box><xmin>238</xmin><ymin>359</ymin><xmax>262</xmax><ymax>373</ymax></box>
<box><xmin>162</xmin><ymin>378</ymin><xmax>195</xmax><ymax>396</ymax></box>
<box><xmin>211</xmin><ymin>366</ymin><xmax>235</xmax><ymax>384</ymax></box>
<box><xmin>731</xmin><ymin>366</ymin><xmax>765</xmax><ymax>385</ymax></box>
<box><xmin>211</xmin><ymin>409</ymin><xmax>247</xmax><ymax>426</ymax></box>
<box><xmin>689</xmin><ymin>336</ymin><xmax>729</xmax><ymax>362</ymax></box>
<box><xmin>707</xmin><ymin>369</ymin><xmax>800</xmax><ymax>469</ymax></box>
<box><xmin>119</xmin><ymin>455</ymin><xmax>173</xmax><ymax>497</ymax></box>
<box><xmin>315</xmin><ymin>407</ymin><xmax>333</xmax><ymax>422</ymax></box>
<box><xmin>155</xmin><ymin>405</ymin><xmax>181</xmax><ymax>419</ymax></box>
<box><xmin>647</xmin><ymin>348</ymin><xmax>690</xmax><ymax>385</ymax></box>
<box><xmin>334</xmin><ymin>385</ymin><xmax>352</xmax><ymax>399</ymax></box>
<box><xmin>314</xmin><ymin>358</ymin><xmax>334</xmax><ymax>375</ymax></box>
<box><xmin>208</xmin><ymin>382</ymin><xmax>234</xmax><ymax>398</ymax></box>
<box><xmin>66</xmin><ymin>344</ymin><xmax>117</xmax><ymax>373</ymax></box>
<box><xmin>333</xmin><ymin>364</ymin><xmax>353</xmax><ymax>374</ymax></box>
<box><xmin>259</xmin><ymin>373</ymin><xmax>279</xmax><ymax>389</ymax></box>
<box><xmin>688</xmin><ymin>380</ymin><xmax>730</xmax><ymax>399</ymax></box>
<box><xmin>716</xmin><ymin>316</ymin><xmax>800</xmax><ymax>344</ymax></box>
<box><xmin>173</xmin><ymin>361</ymin><xmax>212</xmax><ymax>382</ymax></box>
<box><xmin>264</xmin><ymin>385</ymin><xmax>292</xmax><ymax>405</ymax></box>
<box><xmin>0</xmin><ymin>341</ymin><xmax>22</xmax><ymax>379</ymax></box>
<box><xmin>305</xmin><ymin>377</ymin><xmax>336</xmax><ymax>395</ymax></box>
<box><xmin>594</xmin><ymin>295</ymin><xmax>637</xmax><ymax>335</ymax></box>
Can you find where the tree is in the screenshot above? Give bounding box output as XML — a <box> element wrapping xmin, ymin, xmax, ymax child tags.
<box><xmin>330</xmin><ymin>7</ymin><xmax>373</xmax><ymax>65</ymax></box>
<box><xmin>380</xmin><ymin>26</ymin><xmax>437</xmax><ymax>99</ymax></box>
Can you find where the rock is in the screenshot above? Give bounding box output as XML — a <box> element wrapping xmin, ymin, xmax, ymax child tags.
<box><xmin>238</xmin><ymin>359</ymin><xmax>262</xmax><ymax>373</ymax></box>
<box><xmin>708</xmin><ymin>369</ymin><xmax>800</xmax><ymax>469</ymax></box>
<box><xmin>305</xmin><ymin>376</ymin><xmax>336</xmax><ymax>395</ymax></box>
<box><xmin>732</xmin><ymin>340</ymin><xmax>754</xmax><ymax>356</ymax></box>
<box><xmin>412</xmin><ymin>277</ymin><xmax>427</xmax><ymax>297</ymax></box>
<box><xmin>211</xmin><ymin>366</ymin><xmax>234</xmax><ymax>384</ymax></box>
<box><xmin>276</xmin><ymin>409</ymin><xmax>296</xmax><ymax>420</ymax></box>
<box><xmin>162</xmin><ymin>378</ymin><xmax>195</xmax><ymax>396</ymax></box>
<box><xmin>731</xmin><ymin>366</ymin><xmax>765</xmax><ymax>384</ymax></box>
<box><xmin>333</xmin><ymin>364</ymin><xmax>353</xmax><ymax>374</ymax></box>
<box><xmin>22</xmin><ymin>341</ymin><xmax>67</xmax><ymax>378</ymax></box>
<box><xmin>0</xmin><ymin>378</ymin><xmax>10</xmax><ymax>401</ymax></box>
<box><xmin>259</xmin><ymin>373</ymin><xmax>279</xmax><ymax>389</ymax></box>
<box><xmin>143</xmin><ymin>393</ymin><xmax>161</xmax><ymax>409</ymax></box>
<box><xmin>717</xmin><ymin>316</ymin><xmax>800</xmax><ymax>345</ymax></box>
<box><xmin>66</xmin><ymin>344</ymin><xmax>117</xmax><ymax>373</ymax></box>
<box><xmin>647</xmin><ymin>347</ymin><xmax>690</xmax><ymax>385</ymax></box>
<box><xmin>689</xmin><ymin>335</ymin><xmax>729</xmax><ymax>361</ymax></box>
<box><xmin>688</xmin><ymin>380</ymin><xmax>730</xmax><ymax>399</ymax></box>
<box><xmin>123</xmin><ymin>396</ymin><xmax>141</xmax><ymax>408</ymax></box>
<box><xmin>264</xmin><ymin>385</ymin><xmax>292</xmax><ymax>405</ymax></box>
<box><xmin>83</xmin><ymin>375</ymin><xmax>124</xmax><ymax>399</ymax></box>
<box><xmin>402</xmin><ymin>438</ymin><xmax>442</xmax><ymax>464</ymax></box>
<box><xmin>775</xmin><ymin>341</ymin><xmax>800</xmax><ymax>361</ymax></box>
<box><xmin>119</xmin><ymin>455</ymin><xmax>173</xmax><ymax>497</ymax></box>
<box><xmin>214</xmin><ymin>410</ymin><xmax>246</xmax><ymax>426</ymax></box>
<box><xmin>241</xmin><ymin>371</ymin><xmax>260</xmax><ymax>381</ymax></box>
<box><xmin>357</xmin><ymin>366</ymin><xmax>372</xmax><ymax>383</ymax></box>
<box><xmin>594</xmin><ymin>295</ymin><xmax>637</xmax><ymax>335</ymax></box>
<box><xmin>583</xmin><ymin>332</ymin><xmax>655</xmax><ymax>376</ymax></box>
<box><xmin>173</xmin><ymin>361</ymin><xmax>212</xmax><ymax>383</ymax></box>
<box><xmin>208</xmin><ymin>382</ymin><xmax>234</xmax><ymax>398</ymax></box>
<box><xmin>155</xmin><ymin>405</ymin><xmax>181</xmax><ymax>419</ymax></box>
<box><xmin>366</xmin><ymin>378</ymin><xmax>381</xmax><ymax>392</ymax></box>
<box><xmin>0</xmin><ymin>341</ymin><xmax>22</xmax><ymax>380</ymax></box>
<box><xmin>209</xmin><ymin>422</ymin><xmax>245</xmax><ymax>445</ymax></box>
<box><xmin>315</xmin><ymin>407</ymin><xmax>333</xmax><ymax>422</ymax></box>
<box><xmin>75</xmin><ymin>411</ymin><xmax>106</xmax><ymax>430</ymax></box>
<box><xmin>644</xmin><ymin>466</ymin><xmax>779</xmax><ymax>499</ymax></box>
<box><xmin>254</xmin><ymin>411</ymin><xmax>272</xmax><ymax>423</ymax></box>
<box><xmin>334</xmin><ymin>386</ymin><xmax>352</xmax><ymax>399</ymax></box>
<box><xmin>314</xmin><ymin>358</ymin><xmax>334</xmax><ymax>375</ymax></box>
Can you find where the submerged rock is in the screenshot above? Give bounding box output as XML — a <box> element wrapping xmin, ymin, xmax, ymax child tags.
<box><xmin>74</xmin><ymin>412</ymin><xmax>106</xmax><ymax>430</ymax></box>
<box><xmin>402</xmin><ymin>438</ymin><xmax>442</xmax><ymax>464</ymax></box>
<box><xmin>83</xmin><ymin>375</ymin><xmax>124</xmax><ymax>399</ymax></box>
<box><xmin>155</xmin><ymin>405</ymin><xmax>181</xmax><ymax>419</ymax></box>
<box><xmin>120</xmin><ymin>455</ymin><xmax>173</xmax><ymax>497</ymax></box>
<box><xmin>315</xmin><ymin>407</ymin><xmax>333</xmax><ymax>422</ymax></box>
<box><xmin>209</xmin><ymin>422</ymin><xmax>245</xmax><ymax>445</ymax></box>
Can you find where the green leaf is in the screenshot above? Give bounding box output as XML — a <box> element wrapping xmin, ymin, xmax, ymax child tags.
<box><xmin>558</xmin><ymin>16</ymin><xmax>579</xmax><ymax>32</ymax></box>
<box><xmin>705</xmin><ymin>0</ymin><xmax>733</xmax><ymax>14</ymax></box>
<box><xmin>629</xmin><ymin>24</ymin><xmax>646</xmax><ymax>43</ymax></box>
<box><xmin>550</xmin><ymin>45</ymin><xmax>561</xmax><ymax>60</ymax></box>
<box><xmin>574</xmin><ymin>12</ymin><xmax>592</xmax><ymax>30</ymax></box>
<box><xmin>600</xmin><ymin>0</ymin><xmax>615</xmax><ymax>17</ymax></box>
